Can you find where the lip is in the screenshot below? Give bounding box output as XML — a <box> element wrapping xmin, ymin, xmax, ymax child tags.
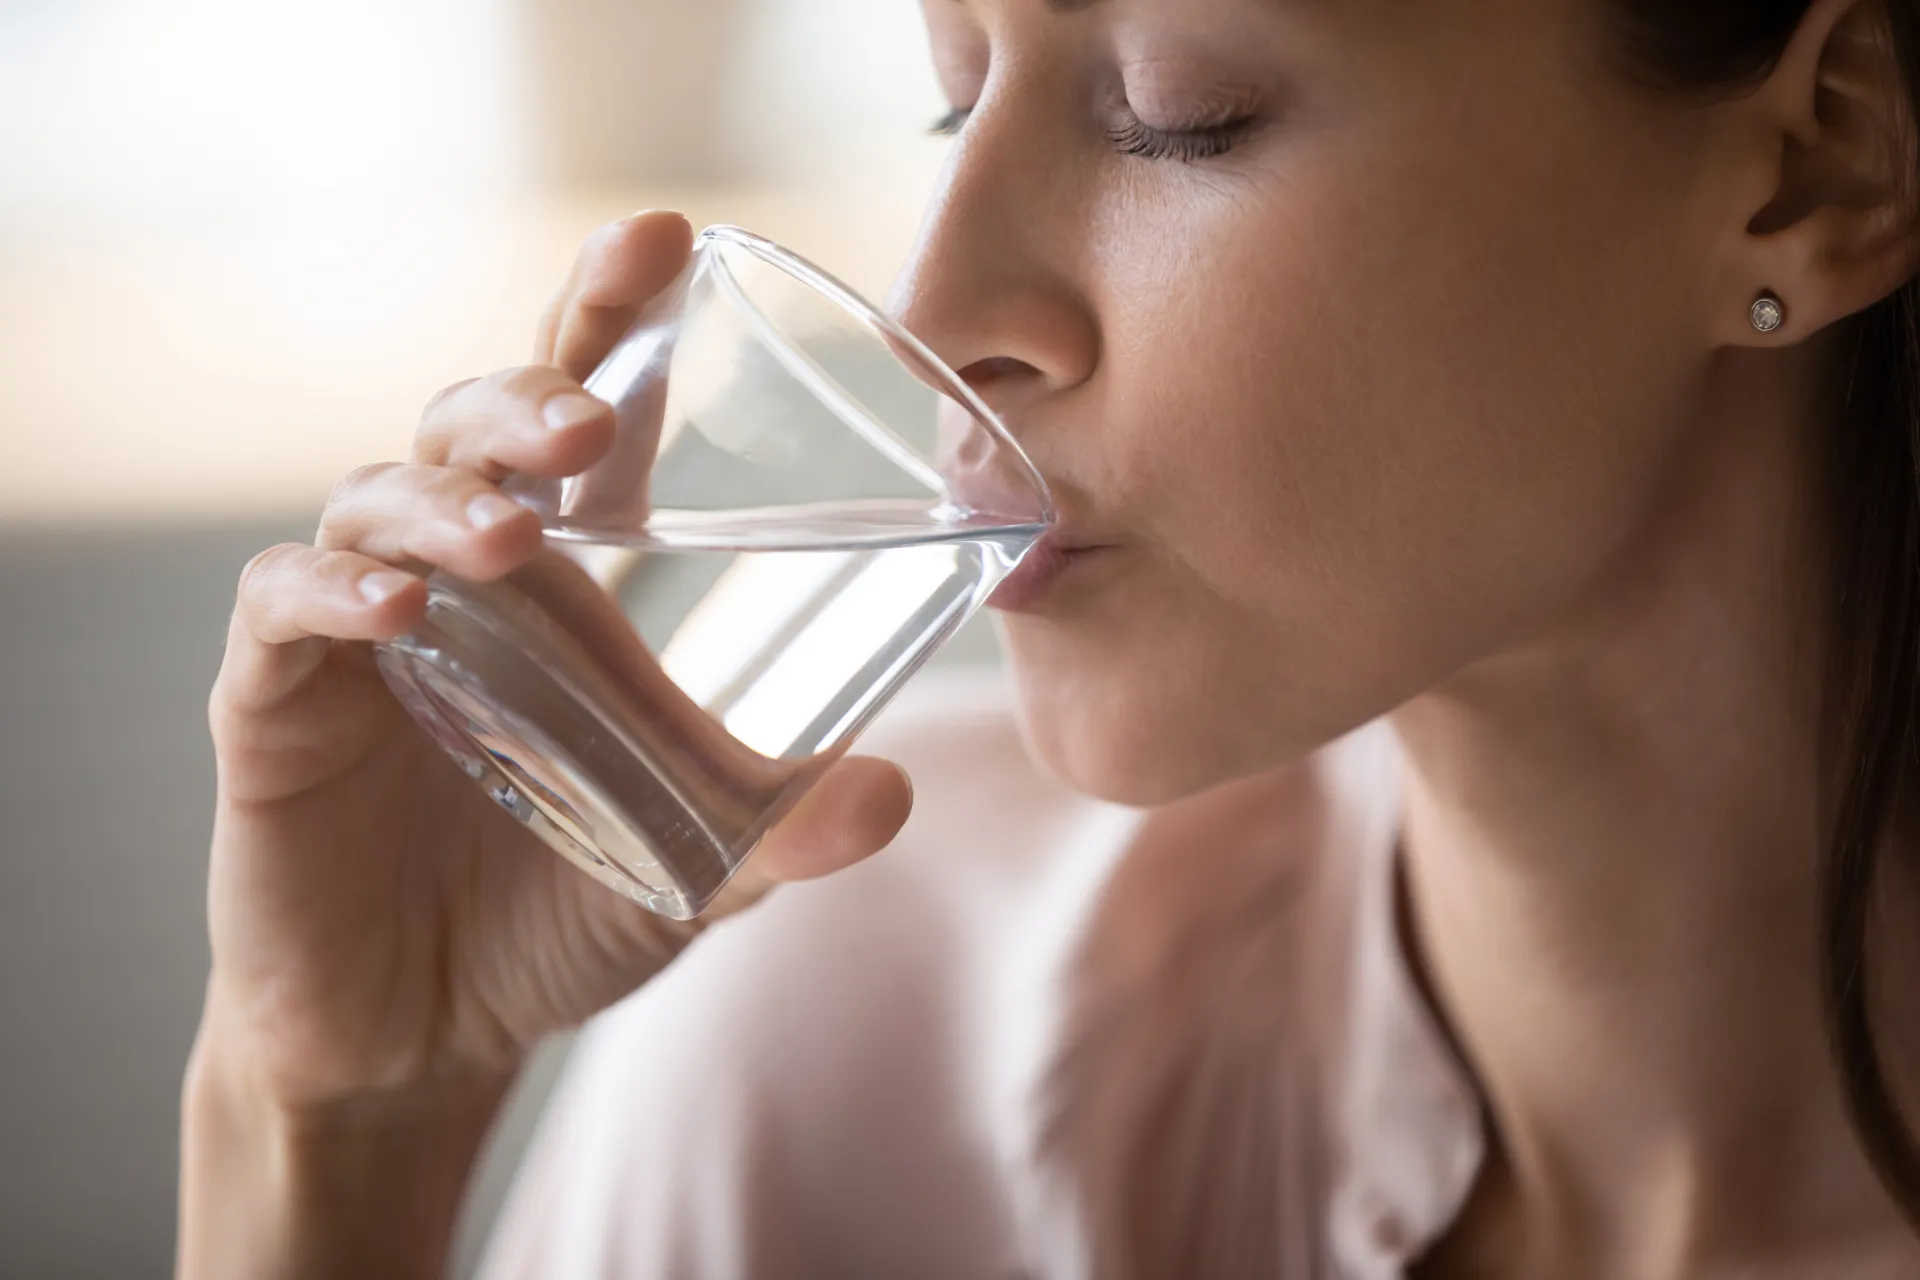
<box><xmin>987</xmin><ymin>533</ymin><xmax>1119</xmax><ymax>613</ymax></box>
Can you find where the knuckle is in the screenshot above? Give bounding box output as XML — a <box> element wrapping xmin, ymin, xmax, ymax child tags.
<box><xmin>311</xmin><ymin>547</ymin><xmax>363</xmax><ymax>581</ymax></box>
<box><xmin>538</xmin><ymin>284</ymin><xmax>571</xmax><ymax>332</ymax></box>
<box><xmin>418</xmin><ymin>376</ymin><xmax>481</xmax><ymax>428</ymax></box>
<box><xmin>495</xmin><ymin>363</ymin><xmax>568</xmax><ymax>401</ymax></box>
<box><xmin>581</xmin><ymin>218</ymin><xmax>625</xmax><ymax>263</ymax></box>
<box><xmin>411</xmin><ymin>466</ymin><xmax>479</xmax><ymax>508</ymax></box>
<box><xmin>564</xmin><ymin>221</ymin><xmax>631</xmax><ymax>299</ymax></box>
<box><xmin>326</xmin><ymin>461</ymin><xmax>399</xmax><ymax>512</ymax></box>
<box><xmin>237</xmin><ymin>543</ymin><xmax>305</xmax><ymax>604</ymax></box>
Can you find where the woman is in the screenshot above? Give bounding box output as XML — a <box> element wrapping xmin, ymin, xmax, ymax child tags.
<box><xmin>178</xmin><ymin>0</ymin><xmax>1920</xmax><ymax>1274</ymax></box>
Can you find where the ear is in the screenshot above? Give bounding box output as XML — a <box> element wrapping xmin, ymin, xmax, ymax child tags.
<box><xmin>1713</xmin><ymin>0</ymin><xmax>1919</xmax><ymax>348</ymax></box>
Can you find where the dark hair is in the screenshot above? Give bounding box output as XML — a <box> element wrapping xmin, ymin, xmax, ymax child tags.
<box><xmin>1610</xmin><ymin>0</ymin><xmax>1920</xmax><ymax>1228</ymax></box>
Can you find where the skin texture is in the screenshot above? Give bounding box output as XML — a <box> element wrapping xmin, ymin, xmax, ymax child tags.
<box><xmin>182</xmin><ymin>0</ymin><xmax>1920</xmax><ymax>1276</ymax></box>
<box><xmin>898</xmin><ymin>0</ymin><xmax>1920</xmax><ymax>1276</ymax></box>
<box><xmin>180</xmin><ymin>214</ymin><xmax>912</xmax><ymax>1278</ymax></box>
<box><xmin>902</xmin><ymin>0</ymin><xmax>1875</xmax><ymax>805</ymax></box>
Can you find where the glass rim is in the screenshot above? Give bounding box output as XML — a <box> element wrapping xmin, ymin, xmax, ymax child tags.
<box><xmin>695</xmin><ymin>224</ymin><xmax>1057</xmax><ymax>527</ymax></box>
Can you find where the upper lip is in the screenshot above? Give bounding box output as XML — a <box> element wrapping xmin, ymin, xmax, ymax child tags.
<box><xmin>1046</xmin><ymin>531</ymin><xmax>1114</xmax><ymax>553</ymax></box>
<box><xmin>946</xmin><ymin>484</ymin><xmax>1117</xmax><ymax>551</ymax></box>
<box><xmin>1033</xmin><ymin>515</ymin><xmax>1119</xmax><ymax>554</ymax></box>
<box><xmin>1023</xmin><ymin>478</ymin><xmax>1115</xmax><ymax>550</ymax></box>
<box><xmin>938</xmin><ymin>446</ymin><xmax>1116</xmax><ymax>550</ymax></box>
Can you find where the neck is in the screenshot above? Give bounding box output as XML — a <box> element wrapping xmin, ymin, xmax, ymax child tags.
<box><xmin>1391</xmin><ymin>335</ymin><xmax>1920</xmax><ymax>1278</ymax></box>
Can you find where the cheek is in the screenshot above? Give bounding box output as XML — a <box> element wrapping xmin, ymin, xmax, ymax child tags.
<box><xmin>1009</xmin><ymin>99</ymin><xmax>1710</xmax><ymax>800</ymax></box>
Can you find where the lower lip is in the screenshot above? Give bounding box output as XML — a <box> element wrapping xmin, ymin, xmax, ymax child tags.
<box><xmin>986</xmin><ymin>540</ymin><xmax>1115</xmax><ymax>613</ymax></box>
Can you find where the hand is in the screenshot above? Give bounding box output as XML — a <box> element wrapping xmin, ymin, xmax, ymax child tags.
<box><xmin>198</xmin><ymin>209</ymin><xmax>914</xmax><ymax>1114</ymax></box>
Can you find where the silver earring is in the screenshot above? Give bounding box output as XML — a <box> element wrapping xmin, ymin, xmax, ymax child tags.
<box><xmin>1750</xmin><ymin>293</ymin><xmax>1785</xmax><ymax>334</ymax></box>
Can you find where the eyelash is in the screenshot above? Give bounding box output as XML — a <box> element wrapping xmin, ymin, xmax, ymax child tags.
<box><xmin>1107</xmin><ymin>114</ymin><xmax>1251</xmax><ymax>162</ymax></box>
<box><xmin>929</xmin><ymin>105</ymin><xmax>1254</xmax><ymax>163</ymax></box>
<box><xmin>929</xmin><ymin>106</ymin><xmax>971</xmax><ymax>137</ymax></box>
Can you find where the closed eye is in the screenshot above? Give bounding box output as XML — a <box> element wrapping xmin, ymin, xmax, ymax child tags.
<box><xmin>1108</xmin><ymin>110</ymin><xmax>1255</xmax><ymax>163</ymax></box>
<box><xmin>930</xmin><ymin>103</ymin><xmax>1256</xmax><ymax>164</ymax></box>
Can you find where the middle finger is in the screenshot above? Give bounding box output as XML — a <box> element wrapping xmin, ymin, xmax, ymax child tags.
<box><xmin>317</xmin><ymin>463</ymin><xmax>543</xmax><ymax>582</ymax></box>
<box><xmin>413</xmin><ymin>365</ymin><xmax>614</xmax><ymax>478</ymax></box>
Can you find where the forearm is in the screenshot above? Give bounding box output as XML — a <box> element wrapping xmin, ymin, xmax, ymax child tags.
<box><xmin>177</xmin><ymin>1009</ymin><xmax>515</xmax><ymax>1280</ymax></box>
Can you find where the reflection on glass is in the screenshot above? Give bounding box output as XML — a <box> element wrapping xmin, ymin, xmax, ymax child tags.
<box><xmin>380</xmin><ymin>503</ymin><xmax>1040</xmax><ymax>919</ymax></box>
<box><xmin>376</xmin><ymin>228</ymin><xmax>1053</xmax><ymax>919</ymax></box>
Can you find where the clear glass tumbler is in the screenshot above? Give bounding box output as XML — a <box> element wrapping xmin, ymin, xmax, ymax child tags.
<box><xmin>375</xmin><ymin>227</ymin><xmax>1054</xmax><ymax>920</ymax></box>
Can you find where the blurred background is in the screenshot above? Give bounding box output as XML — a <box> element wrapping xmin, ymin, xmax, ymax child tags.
<box><xmin>0</xmin><ymin>2</ymin><xmax>966</xmax><ymax>1273</ymax></box>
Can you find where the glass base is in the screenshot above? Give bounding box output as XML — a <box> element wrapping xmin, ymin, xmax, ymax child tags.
<box><xmin>374</xmin><ymin>576</ymin><xmax>768</xmax><ymax>921</ymax></box>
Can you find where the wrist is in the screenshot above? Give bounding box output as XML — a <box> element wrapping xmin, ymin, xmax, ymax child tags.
<box><xmin>179</xmin><ymin>997</ymin><xmax>516</xmax><ymax>1279</ymax></box>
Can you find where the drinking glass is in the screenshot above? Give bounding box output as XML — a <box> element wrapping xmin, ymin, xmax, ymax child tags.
<box><xmin>375</xmin><ymin>226</ymin><xmax>1054</xmax><ymax>921</ymax></box>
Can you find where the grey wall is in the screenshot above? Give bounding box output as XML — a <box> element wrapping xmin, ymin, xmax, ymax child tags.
<box><xmin>0</xmin><ymin>525</ymin><xmax>248</xmax><ymax>1277</ymax></box>
<box><xmin>0</xmin><ymin>522</ymin><xmax>997</xmax><ymax>1277</ymax></box>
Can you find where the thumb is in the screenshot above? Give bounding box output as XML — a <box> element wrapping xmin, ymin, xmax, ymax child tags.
<box><xmin>706</xmin><ymin>756</ymin><xmax>913</xmax><ymax>917</ymax></box>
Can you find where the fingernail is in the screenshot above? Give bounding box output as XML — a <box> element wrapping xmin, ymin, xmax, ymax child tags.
<box><xmin>466</xmin><ymin>492</ymin><xmax>527</xmax><ymax>531</ymax></box>
<box><xmin>542</xmin><ymin>393</ymin><xmax>606</xmax><ymax>432</ymax></box>
<box><xmin>359</xmin><ymin>571</ymin><xmax>416</xmax><ymax>605</ymax></box>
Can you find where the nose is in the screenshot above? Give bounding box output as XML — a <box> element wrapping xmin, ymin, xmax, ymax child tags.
<box><xmin>885</xmin><ymin>90</ymin><xmax>1101</xmax><ymax>421</ymax></box>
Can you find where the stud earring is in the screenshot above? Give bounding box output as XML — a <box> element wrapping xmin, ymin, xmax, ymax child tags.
<box><xmin>1750</xmin><ymin>293</ymin><xmax>1785</xmax><ymax>334</ymax></box>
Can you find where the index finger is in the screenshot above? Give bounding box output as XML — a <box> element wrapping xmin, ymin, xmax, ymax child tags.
<box><xmin>535</xmin><ymin>210</ymin><xmax>696</xmax><ymax>381</ymax></box>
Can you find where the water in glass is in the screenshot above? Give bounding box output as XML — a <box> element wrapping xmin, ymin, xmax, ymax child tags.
<box><xmin>377</xmin><ymin>499</ymin><xmax>1042</xmax><ymax>920</ymax></box>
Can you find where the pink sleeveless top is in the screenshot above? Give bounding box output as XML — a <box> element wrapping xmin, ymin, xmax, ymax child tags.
<box><xmin>481</xmin><ymin>671</ymin><xmax>1486</xmax><ymax>1279</ymax></box>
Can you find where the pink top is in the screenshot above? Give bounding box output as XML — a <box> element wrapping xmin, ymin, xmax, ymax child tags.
<box><xmin>481</xmin><ymin>671</ymin><xmax>1487</xmax><ymax>1279</ymax></box>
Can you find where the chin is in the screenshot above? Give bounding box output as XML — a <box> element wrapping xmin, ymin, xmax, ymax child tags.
<box><xmin>1002</xmin><ymin>646</ymin><xmax>1263</xmax><ymax>809</ymax></box>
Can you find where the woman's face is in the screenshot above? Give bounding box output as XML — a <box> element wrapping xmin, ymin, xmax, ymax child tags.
<box><xmin>896</xmin><ymin>0</ymin><xmax>1740</xmax><ymax>805</ymax></box>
